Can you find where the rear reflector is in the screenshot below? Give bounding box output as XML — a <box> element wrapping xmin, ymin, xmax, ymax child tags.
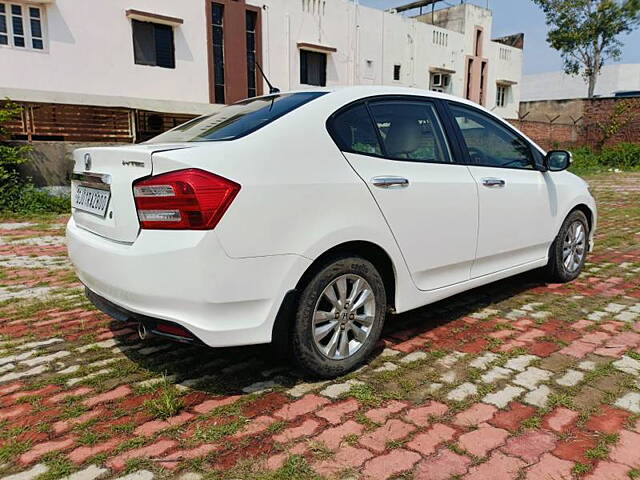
<box><xmin>154</xmin><ymin>322</ymin><xmax>193</xmax><ymax>338</ymax></box>
<box><xmin>133</xmin><ymin>169</ymin><xmax>240</xmax><ymax>230</ymax></box>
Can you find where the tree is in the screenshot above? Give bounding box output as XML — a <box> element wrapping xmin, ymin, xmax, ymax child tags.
<box><xmin>533</xmin><ymin>0</ymin><xmax>640</xmax><ymax>98</ymax></box>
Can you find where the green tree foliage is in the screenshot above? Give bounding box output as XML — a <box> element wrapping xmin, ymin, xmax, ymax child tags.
<box><xmin>0</xmin><ymin>101</ymin><xmax>31</xmax><ymax>182</ymax></box>
<box><xmin>533</xmin><ymin>0</ymin><xmax>640</xmax><ymax>97</ymax></box>
<box><xmin>0</xmin><ymin>100</ymin><xmax>70</xmax><ymax>214</ymax></box>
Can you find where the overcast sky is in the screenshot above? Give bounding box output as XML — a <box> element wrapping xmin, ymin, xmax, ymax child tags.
<box><xmin>359</xmin><ymin>0</ymin><xmax>640</xmax><ymax>75</ymax></box>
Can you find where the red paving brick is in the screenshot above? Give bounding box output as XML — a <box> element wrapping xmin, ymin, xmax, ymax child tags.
<box><xmin>106</xmin><ymin>439</ymin><xmax>177</xmax><ymax>471</ymax></box>
<box><xmin>586</xmin><ymin>406</ymin><xmax>630</xmax><ymax>434</ymax></box>
<box><xmin>584</xmin><ymin>461</ymin><xmax>630</xmax><ymax>480</ymax></box>
<box><xmin>489</xmin><ymin>402</ymin><xmax>537</xmax><ymax>432</ymax></box>
<box><xmin>458</xmin><ymin>425</ymin><xmax>509</xmax><ymax>457</ymax></box>
<box><xmin>315</xmin><ymin>398</ymin><xmax>359</xmax><ymax>424</ymax></box>
<box><xmin>542</xmin><ymin>407</ymin><xmax>579</xmax><ymax>433</ymax></box>
<box><xmin>19</xmin><ymin>437</ymin><xmax>76</xmax><ymax>465</ymax></box>
<box><xmin>272</xmin><ymin>418</ymin><xmax>320</xmax><ymax>443</ymax></box>
<box><xmin>609</xmin><ymin>430</ymin><xmax>640</xmax><ymax>468</ymax></box>
<box><xmin>453</xmin><ymin>403</ymin><xmax>497</xmax><ymax>427</ymax></box>
<box><xmin>406</xmin><ymin>423</ymin><xmax>456</xmax><ymax>456</ymax></box>
<box><xmin>365</xmin><ymin>400</ymin><xmax>408</xmax><ymax>423</ymax></box>
<box><xmin>414</xmin><ymin>448</ymin><xmax>471</xmax><ymax>480</ymax></box>
<box><xmin>272</xmin><ymin>394</ymin><xmax>330</xmax><ymax>420</ymax></box>
<box><xmin>359</xmin><ymin>419</ymin><xmax>416</xmax><ymax>453</ymax></box>
<box><xmin>464</xmin><ymin>451</ymin><xmax>526</xmax><ymax>480</ymax></box>
<box><xmin>312</xmin><ymin>420</ymin><xmax>363</xmax><ymax>450</ymax></box>
<box><xmin>524</xmin><ymin>453</ymin><xmax>574</xmax><ymax>480</ymax></box>
<box><xmin>313</xmin><ymin>446</ymin><xmax>374</xmax><ymax>477</ymax></box>
<box><xmin>501</xmin><ymin>431</ymin><xmax>557</xmax><ymax>464</ymax></box>
<box><xmin>404</xmin><ymin>401</ymin><xmax>449</xmax><ymax>427</ymax></box>
<box><xmin>362</xmin><ymin>448</ymin><xmax>421</xmax><ymax>479</ymax></box>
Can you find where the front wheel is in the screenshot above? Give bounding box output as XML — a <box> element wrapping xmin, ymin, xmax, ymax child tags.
<box><xmin>546</xmin><ymin>210</ymin><xmax>590</xmax><ymax>283</ymax></box>
<box><xmin>291</xmin><ymin>256</ymin><xmax>387</xmax><ymax>378</ymax></box>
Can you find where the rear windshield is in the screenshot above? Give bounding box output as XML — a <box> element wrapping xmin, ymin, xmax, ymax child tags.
<box><xmin>147</xmin><ymin>92</ymin><xmax>327</xmax><ymax>143</ymax></box>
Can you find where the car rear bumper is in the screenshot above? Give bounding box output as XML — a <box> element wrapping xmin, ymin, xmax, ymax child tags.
<box><xmin>66</xmin><ymin>217</ymin><xmax>311</xmax><ymax>347</ymax></box>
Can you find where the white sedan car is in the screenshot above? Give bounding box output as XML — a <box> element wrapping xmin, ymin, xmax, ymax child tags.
<box><xmin>67</xmin><ymin>86</ymin><xmax>596</xmax><ymax>378</ymax></box>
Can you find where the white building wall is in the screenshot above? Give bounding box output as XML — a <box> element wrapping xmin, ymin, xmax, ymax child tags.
<box><xmin>1</xmin><ymin>0</ymin><xmax>211</xmax><ymax>106</ymax></box>
<box><xmin>1</xmin><ymin>0</ymin><xmax>523</xmax><ymax>117</ymax></box>
<box><xmin>522</xmin><ymin>64</ymin><xmax>640</xmax><ymax>101</ymax></box>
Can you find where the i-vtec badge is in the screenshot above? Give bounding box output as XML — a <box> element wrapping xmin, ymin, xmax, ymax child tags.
<box><xmin>122</xmin><ymin>160</ymin><xmax>145</xmax><ymax>168</ymax></box>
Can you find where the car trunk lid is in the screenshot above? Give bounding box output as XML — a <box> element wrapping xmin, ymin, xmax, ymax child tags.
<box><xmin>71</xmin><ymin>144</ymin><xmax>193</xmax><ymax>243</ymax></box>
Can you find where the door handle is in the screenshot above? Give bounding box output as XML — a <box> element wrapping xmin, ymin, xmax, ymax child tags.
<box><xmin>482</xmin><ymin>177</ymin><xmax>506</xmax><ymax>188</ymax></box>
<box><xmin>372</xmin><ymin>176</ymin><xmax>410</xmax><ymax>189</ymax></box>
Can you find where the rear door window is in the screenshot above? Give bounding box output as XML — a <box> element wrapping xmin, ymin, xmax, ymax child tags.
<box><xmin>368</xmin><ymin>100</ymin><xmax>451</xmax><ymax>163</ymax></box>
<box><xmin>148</xmin><ymin>92</ymin><xmax>327</xmax><ymax>143</ymax></box>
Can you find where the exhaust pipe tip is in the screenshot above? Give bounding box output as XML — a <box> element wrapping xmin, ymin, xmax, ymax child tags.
<box><xmin>137</xmin><ymin>322</ymin><xmax>149</xmax><ymax>340</ymax></box>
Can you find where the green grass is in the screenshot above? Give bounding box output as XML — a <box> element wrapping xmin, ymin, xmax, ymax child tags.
<box><xmin>0</xmin><ymin>440</ymin><xmax>31</xmax><ymax>463</ymax></box>
<box><xmin>144</xmin><ymin>385</ymin><xmax>184</xmax><ymax>420</ymax></box>
<box><xmin>192</xmin><ymin>418</ymin><xmax>248</xmax><ymax>443</ymax></box>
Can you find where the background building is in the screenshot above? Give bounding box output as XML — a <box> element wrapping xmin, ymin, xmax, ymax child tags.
<box><xmin>1</xmin><ymin>0</ymin><xmax>524</xmax><ymax>184</ymax></box>
<box><xmin>522</xmin><ymin>64</ymin><xmax>640</xmax><ymax>101</ymax></box>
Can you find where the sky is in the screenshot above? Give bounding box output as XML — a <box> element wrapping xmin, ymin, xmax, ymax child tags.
<box><xmin>359</xmin><ymin>0</ymin><xmax>640</xmax><ymax>75</ymax></box>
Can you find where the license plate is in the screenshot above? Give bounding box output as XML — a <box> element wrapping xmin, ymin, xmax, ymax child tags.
<box><xmin>73</xmin><ymin>185</ymin><xmax>111</xmax><ymax>217</ymax></box>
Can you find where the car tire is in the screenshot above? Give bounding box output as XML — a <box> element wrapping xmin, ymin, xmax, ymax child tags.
<box><xmin>291</xmin><ymin>256</ymin><xmax>387</xmax><ymax>379</ymax></box>
<box><xmin>546</xmin><ymin>210</ymin><xmax>590</xmax><ymax>283</ymax></box>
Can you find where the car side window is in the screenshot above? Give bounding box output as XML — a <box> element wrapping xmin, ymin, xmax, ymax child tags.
<box><xmin>330</xmin><ymin>103</ymin><xmax>382</xmax><ymax>156</ymax></box>
<box><xmin>368</xmin><ymin>100</ymin><xmax>451</xmax><ymax>163</ymax></box>
<box><xmin>449</xmin><ymin>103</ymin><xmax>534</xmax><ymax>170</ymax></box>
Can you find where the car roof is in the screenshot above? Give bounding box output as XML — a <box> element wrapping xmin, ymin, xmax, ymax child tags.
<box><xmin>255</xmin><ymin>85</ymin><xmax>498</xmax><ymax>120</ymax></box>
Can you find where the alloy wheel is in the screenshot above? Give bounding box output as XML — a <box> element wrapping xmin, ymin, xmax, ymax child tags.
<box><xmin>312</xmin><ymin>274</ymin><xmax>376</xmax><ymax>360</ymax></box>
<box><xmin>562</xmin><ymin>220</ymin><xmax>587</xmax><ymax>273</ymax></box>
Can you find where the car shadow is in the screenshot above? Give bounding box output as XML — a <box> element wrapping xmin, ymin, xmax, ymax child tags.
<box><xmin>111</xmin><ymin>269</ymin><xmax>546</xmax><ymax>396</ymax></box>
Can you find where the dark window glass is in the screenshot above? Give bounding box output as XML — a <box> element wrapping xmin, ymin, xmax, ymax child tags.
<box><xmin>132</xmin><ymin>20</ymin><xmax>175</xmax><ymax>69</ymax></box>
<box><xmin>330</xmin><ymin>104</ymin><xmax>382</xmax><ymax>156</ymax></box>
<box><xmin>246</xmin><ymin>10</ymin><xmax>257</xmax><ymax>98</ymax></box>
<box><xmin>148</xmin><ymin>92</ymin><xmax>327</xmax><ymax>143</ymax></box>
<box><xmin>300</xmin><ymin>50</ymin><xmax>326</xmax><ymax>86</ymax></box>
<box><xmin>393</xmin><ymin>65</ymin><xmax>401</xmax><ymax>81</ymax></box>
<box><xmin>30</xmin><ymin>18</ymin><xmax>41</xmax><ymax>38</ymax></box>
<box><xmin>212</xmin><ymin>3</ymin><xmax>225</xmax><ymax>103</ymax></box>
<box><xmin>29</xmin><ymin>7</ymin><xmax>40</xmax><ymax>18</ymax></box>
<box><xmin>0</xmin><ymin>4</ymin><xmax>7</xmax><ymax>46</ymax></box>
<box><xmin>154</xmin><ymin>24</ymin><xmax>175</xmax><ymax>68</ymax></box>
<box><xmin>368</xmin><ymin>100</ymin><xmax>451</xmax><ymax>163</ymax></box>
<box><xmin>11</xmin><ymin>3</ymin><xmax>24</xmax><ymax>47</ymax></box>
<box><xmin>450</xmin><ymin>103</ymin><xmax>534</xmax><ymax>169</ymax></box>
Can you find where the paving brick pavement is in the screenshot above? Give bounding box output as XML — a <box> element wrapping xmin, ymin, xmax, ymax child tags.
<box><xmin>0</xmin><ymin>173</ymin><xmax>639</xmax><ymax>479</ymax></box>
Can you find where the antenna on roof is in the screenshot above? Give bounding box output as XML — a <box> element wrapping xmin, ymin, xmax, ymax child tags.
<box><xmin>255</xmin><ymin>61</ymin><xmax>280</xmax><ymax>95</ymax></box>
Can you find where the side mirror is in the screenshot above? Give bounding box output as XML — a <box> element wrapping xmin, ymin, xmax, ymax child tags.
<box><xmin>544</xmin><ymin>150</ymin><xmax>572</xmax><ymax>172</ymax></box>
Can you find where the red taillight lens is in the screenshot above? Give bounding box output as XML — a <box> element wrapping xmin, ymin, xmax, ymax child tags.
<box><xmin>133</xmin><ymin>169</ymin><xmax>240</xmax><ymax>230</ymax></box>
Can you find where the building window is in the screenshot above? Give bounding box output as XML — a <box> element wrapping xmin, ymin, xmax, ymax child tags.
<box><xmin>496</xmin><ymin>85</ymin><xmax>509</xmax><ymax>107</ymax></box>
<box><xmin>211</xmin><ymin>3</ymin><xmax>225</xmax><ymax>103</ymax></box>
<box><xmin>300</xmin><ymin>50</ymin><xmax>326</xmax><ymax>86</ymax></box>
<box><xmin>0</xmin><ymin>2</ymin><xmax>44</xmax><ymax>50</ymax></box>
<box><xmin>132</xmin><ymin>20</ymin><xmax>175</xmax><ymax>69</ymax></box>
<box><xmin>432</xmin><ymin>30</ymin><xmax>448</xmax><ymax>47</ymax></box>
<box><xmin>430</xmin><ymin>73</ymin><xmax>450</xmax><ymax>93</ymax></box>
<box><xmin>474</xmin><ymin>28</ymin><xmax>483</xmax><ymax>57</ymax></box>
<box><xmin>393</xmin><ymin>64</ymin><xmax>401</xmax><ymax>81</ymax></box>
<box><xmin>246</xmin><ymin>10</ymin><xmax>257</xmax><ymax>98</ymax></box>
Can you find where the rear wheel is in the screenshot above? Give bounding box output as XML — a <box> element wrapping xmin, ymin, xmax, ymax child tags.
<box><xmin>291</xmin><ymin>256</ymin><xmax>386</xmax><ymax>378</ymax></box>
<box><xmin>546</xmin><ymin>210</ymin><xmax>589</xmax><ymax>283</ymax></box>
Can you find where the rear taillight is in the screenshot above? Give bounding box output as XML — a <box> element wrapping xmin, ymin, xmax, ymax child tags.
<box><xmin>133</xmin><ymin>169</ymin><xmax>240</xmax><ymax>230</ymax></box>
